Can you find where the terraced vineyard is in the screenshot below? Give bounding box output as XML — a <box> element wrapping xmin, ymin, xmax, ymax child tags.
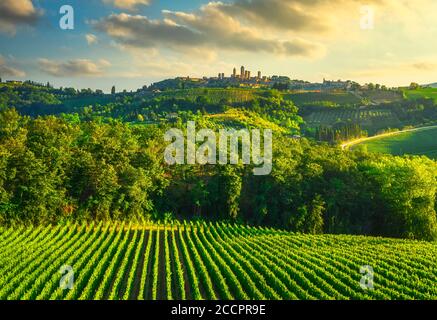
<box><xmin>0</xmin><ymin>222</ymin><xmax>436</xmax><ymax>300</ymax></box>
<box><xmin>306</xmin><ymin>108</ymin><xmax>402</xmax><ymax>134</ymax></box>
<box><xmin>152</xmin><ymin>88</ymin><xmax>256</xmax><ymax>104</ymax></box>
<box><xmin>285</xmin><ymin>92</ymin><xmax>361</xmax><ymax>106</ymax></box>
<box><xmin>307</xmin><ymin>109</ymin><xmax>398</xmax><ymax>125</ymax></box>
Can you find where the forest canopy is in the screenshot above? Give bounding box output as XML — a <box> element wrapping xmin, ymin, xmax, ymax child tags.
<box><xmin>1</xmin><ymin>108</ymin><xmax>436</xmax><ymax>241</ymax></box>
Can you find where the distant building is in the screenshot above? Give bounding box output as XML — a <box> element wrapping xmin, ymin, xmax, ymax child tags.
<box><xmin>258</xmin><ymin>71</ymin><xmax>261</xmax><ymax>79</ymax></box>
<box><xmin>241</xmin><ymin>66</ymin><xmax>245</xmax><ymax>79</ymax></box>
<box><xmin>233</xmin><ymin>68</ymin><xmax>237</xmax><ymax>78</ymax></box>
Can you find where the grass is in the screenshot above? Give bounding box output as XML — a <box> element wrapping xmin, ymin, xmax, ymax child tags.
<box><xmin>356</xmin><ymin>126</ymin><xmax>437</xmax><ymax>158</ymax></box>
<box><xmin>403</xmin><ymin>88</ymin><xmax>437</xmax><ymax>103</ymax></box>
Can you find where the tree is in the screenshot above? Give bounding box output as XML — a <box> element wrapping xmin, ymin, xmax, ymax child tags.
<box><xmin>111</xmin><ymin>86</ymin><xmax>116</xmax><ymax>95</ymax></box>
<box><xmin>364</xmin><ymin>156</ymin><xmax>437</xmax><ymax>241</ymax></box>
<box><xmin>409</xmin><ymin>82</ymin><xmax>420</xmax><ymax>90</ymax></box>
<box><xmin>292</xmin><ymin>196</ymin><xmax>325</xmax><ymax>234</ymax></box>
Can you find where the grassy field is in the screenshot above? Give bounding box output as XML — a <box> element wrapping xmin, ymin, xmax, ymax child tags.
<box><xmin>403</xmin><ymin>88</ymin><xmax>437</xmax><ymax>103</ymax></box>
<box><xmin>0</xmin><ymin>222</ymin><xmax>436</xmax><ymax>300</ymax></box>
<box><xmin>356</xmin><ymin>127</ymin><xmax>437</xmax><ymax>158</ymax></box>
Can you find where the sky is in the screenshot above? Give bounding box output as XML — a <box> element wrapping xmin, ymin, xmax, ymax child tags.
<box><xmin>1</xmin><ymin>0</ymin><xmax>437</xmax><ymax>92</ymax></box>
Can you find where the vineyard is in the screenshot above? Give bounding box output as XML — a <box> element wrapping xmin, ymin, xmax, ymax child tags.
<box><xmin>306</xmin><ymin>108</ymin><xmax>402</xmax><ymax>134</ymax></box>
<box><xmin>151</xmin><ymin>88</ymin><xmax>257</xmax><ymax>104</ymax></box>
<box><xmin>0</xmin><ymin>222</ymin><xmax>436</xmax><ymax>300</ymax></box>
<box><xmin>284</xmin><ymin>92</ymin><xmax>362</xmax><ymax>107</ymax></box>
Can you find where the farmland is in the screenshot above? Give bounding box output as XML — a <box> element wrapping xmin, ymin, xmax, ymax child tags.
<box><xmin>361</xmin><ymin>90</ymin><xmax>404</xmax><ymax>104</ymax></box>
<box><xmin>403</xmin><ymin>87</ymin><xmax>437</xmax><ymax>103</ymax></box>
<box><xmin>0</xmin><ymin>222</ymin><xmax>436</xmax><ymax>300</ymax></box>
<box><xmin>151</xmin><ymin>88</ymin><xmax>257</xmax><ymax>104</ymax></box>
<box><xmin>306</xmin><ymin>108</ymin><xmax>402</xmax><ymax>134</ymax></box>
<box><xmin>284</xmin><ymin>91</ymin><xmax>362</xmax><ymax>107</ymax></box>
<box><xmin>354</xmin><ymin>126</ymin><xmax>437</xmax><ymax>158</ymax></box>
<box><xmin>61</xmin><ymin>95</ymin><xmax>114</xmax><ymax>109</ymax></box>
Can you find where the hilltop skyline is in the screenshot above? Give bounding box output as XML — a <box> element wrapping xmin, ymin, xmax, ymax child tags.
<box><xmin>1</xmin><ymin>0</ymin><xmax>437</xmax><ymax>91</ymax></box>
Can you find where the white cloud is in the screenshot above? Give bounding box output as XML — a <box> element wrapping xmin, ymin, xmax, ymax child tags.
<box><xmin>0</xmin><ymin>0</ymin><xmax>42</xmax><ymax>35</ymax></box>
<box><xmin>102</xmin><ymin>0</ymin><xmax>151</xmax><ymax>11</ymax></box>
<box><xmin>0</xmin><ymin>55</ymin><xmax>26</xmax><ymax>77</ymax></box>
<box><xmin>85</xmin><ymin>34</ymin><xmax>98</xmax><ymax>45</ymax></box>
<box><xmin>94</xmin><ymin>10</ymin><xmax>325</xmax><ymax>58</ymax></box>
<box><xmin>38</xmin><ymin>58</ymin><xmax>110</xmax><ymax>77</ymax></box>
<box><xmin>342</xmin><ymin>56</ymin><xmax>437</xmax><ymax>86</ymax></box>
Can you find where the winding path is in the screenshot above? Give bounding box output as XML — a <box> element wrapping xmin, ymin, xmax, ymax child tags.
<box><xmin>341</xmin><ymin>125</ymin><xmax>437</xmax><ymax>150</ymax></box>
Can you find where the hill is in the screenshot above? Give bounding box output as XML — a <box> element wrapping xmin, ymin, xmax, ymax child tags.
<box><xmin>284</xmin><ymin>91</ymin><xmax>362</xmax><ymax>108</ymax></box>
<box><xmin>403</xmin><ymin>87</ymin><xmax>437</xmax><ymax>103</ymax></box>
<box><xmin>353</xmin><ymin>126</ymin><xmax>437</xmax><ymax>158</ymax></box>
<box><xmin>424</xmin><ymin>83</ymin><xmax>437</xmax><ymax>88</ymax></box>
<box><xmin>0</xmin><ymin>222</ymin><xmax>436</xmax><ymax>300</ymax></box>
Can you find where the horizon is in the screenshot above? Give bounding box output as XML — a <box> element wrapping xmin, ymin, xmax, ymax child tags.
<box><xmin>1</xmin><ymin>1</ymin><xmax>437</xmax><ymax>91</ymax></box>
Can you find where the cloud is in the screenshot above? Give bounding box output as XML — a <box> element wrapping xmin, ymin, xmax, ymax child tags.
<box><xmin>114</xmin><ymin>50</ymin><xmax>235</xmax><ymax>79</ymax></box>
<box><xmin>211</xmin><ymin>0</ymin><xmax>332</xmax><ymax>33</ymax></box>
<box><xmin>0</xmin><ymin>0</ymin><xmax>42</xmax><ymax>35</ymax></box>
<box><xmin>98</xmin><ymin>59</ymin><xmax>112</xmax><ymax>68</ymax></box>
<box><xmin>352</xmin><ymin>58</ymin><xmax>437</xmax><ymax>77</ymax></box>
<box><xmin>94</xmin><ymin>0</ymin><xmax>437</xmax><ymax>61</ymax></box>
<box><xmin>412</xmin><ymin>62</ymin><xmax>437</xmax><ymax>71</ymax></box>
<box><xmin>38</xmin><ymin>58</ymin><xmax>109</xmax><ymax>77</ymax></box>
<box><xmin>0</xmin><ymin>55</ymin><xmax>26</xmax><ymax>77</ymax></box>
<box><xmin>102</xmin><ymin>0</ymin><xmax>151</xmax><ymax>11</ymax></box>
<box><xmin>93</xmin><ymin>10</ymin><xmax>325</xmax><ymax>58</ymax></box>
<box><xmin>85</xmin><ymin>34</ymin><xmax>98</xmax><ymax>45</ymax></box>
<box><xmin>342</xmin><ymin>57</ymin><xmax>437</xmax><ymax>86</ymax></box>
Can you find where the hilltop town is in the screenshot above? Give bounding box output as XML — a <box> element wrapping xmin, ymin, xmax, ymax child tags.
<box><xmin>147</xmin><ymin>66</ymin><xmax>355</xmax><ymax>91</ymax></box>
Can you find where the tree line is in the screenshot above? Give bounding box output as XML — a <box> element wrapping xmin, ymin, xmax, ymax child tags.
<box><xmin>1</xmin><ymin>108</ymin><xmax>436</xmax><ymax>241</ymax></box>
